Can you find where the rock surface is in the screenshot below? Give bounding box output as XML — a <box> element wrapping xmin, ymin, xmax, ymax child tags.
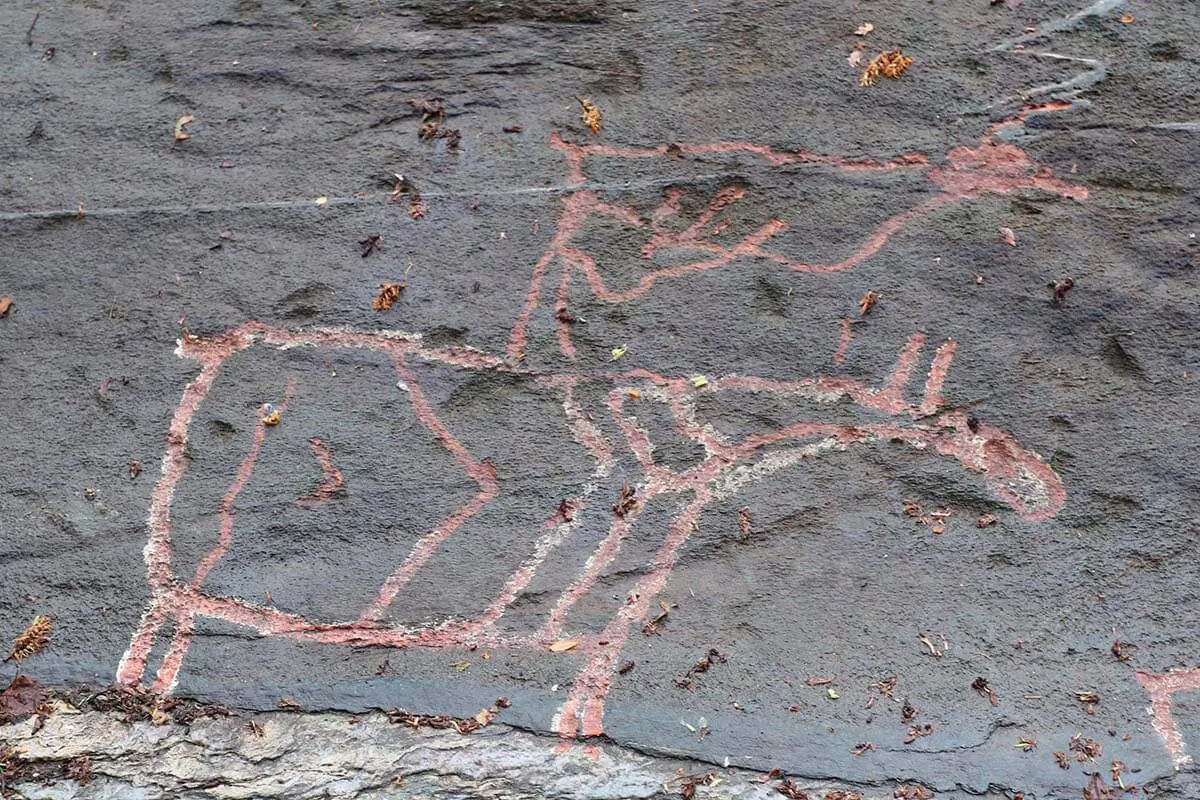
<box><xmin>1</xmin><ymin>0</ymin><xmax>1198</xmax><ymax>797</ymax></box>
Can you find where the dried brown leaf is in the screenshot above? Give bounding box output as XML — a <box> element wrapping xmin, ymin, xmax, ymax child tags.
<box><xmin>372</xmin><ymin>282</ymin><xmax>404</xmax><ymax>311</ymax></box>
<box><xmin>738</xmin><ymin>507</ymin><xmax>753</xmax><ymax>540</ymax></box>
<box><xmin>776</xmin><ymin>779</ymin><xmax>809</xmax><ymax>799</ymax></box>
<box><xmin>971</xmin><ymin>676</ymin><xmax>999</xmax><ymax>706</ymax></box>
<box><xmin>999</xmin><ymin>226</ymin><xmax>1016</xmax><ymax>246</ymax></box>
<box><xmin>0</xmin><ymin>296</ymin><xmax>13</xmax><ymax>317</ymax></box>
<box><xmin>549</xmin><ymin>639</ymin><xmax>578</xmax><ymax>652</ymax></box>
<box><xmin>613</xmin><ymin>482</ymin><xmax>639</xmax><ymax>517</ymax></box>
<box><xmin>577</xmin><ymin>97</ymin><xmax>602</xmax><ymax>134</ymax></box>
<box><xmin>0</xmin><ymin>676</ymin><xmax>46</xmax><ymax>725</ymax></box>
<box><xmin>1068</xmin><ymin>732</ymin><xmax>1102</xmax><ymax>762</ymax></box>
<box><xmin>849</xmin><ymin>741</ymin><xmax>875</xmax><ymax>756</ymax></box>
<box><xmin>858</xmin><ymin>290</ymin><xmax>879</xmax><ymax>316</ymax></box>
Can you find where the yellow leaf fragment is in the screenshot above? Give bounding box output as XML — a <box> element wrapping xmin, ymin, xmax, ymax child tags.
<box><xmin>854</xmin><ymin>22</ymin><xmax>874</xmax><ymax>36</ymax></box>
<box><xmin>314</xmin><ymin>195</ymin><xmax>329</xmax><ymax>207</ymax></box>
<box><xmin>691</xmin><ymin>375</ymin><xmax>709</xmax><ymax>388</ymax></box>
<box><xmin>827</xmin><ymin>688</ymin><xmax>840</xmax><ymax>700</ymax></box>
<box><xmin>858</xmin><ymin>290</ymin><xmax>879</xmax><ymax>316</ymax></box>
<box><xmin>549</xmin><ymin>639</ymin><xmax>579</xmax><ymax>652</ymax></box>
<box><xmin>859</xmin><ymin>49</ymin><xmax>913</xmax><ymax>87</ymax></box>
<box><xmin>174</xmin><ymin>114</ymin><xmax>195</xmax><ymax>142</ymax></box>
<box><xmin>611</xmin><ymin>345</ymin><xmax>627</xmax><ymax>361</ymax></box>
<box><xmin>577</xmin><ymin>97</ymin><xmax>602</xmax><ymax>134</ymax></box>
<box><xmin>1120</xmin><ymin>14</ymin><xmax>1134</xmax><ymax>23</ymax></box>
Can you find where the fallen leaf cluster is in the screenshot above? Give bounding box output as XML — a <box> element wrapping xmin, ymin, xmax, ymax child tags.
<box><xmin>971</xmin><ymin>676</ymin><xmax>999</xmax><ymax>706</ymax></box>
<box><xmin>1</xmin><ymin>744</ymin><xmax>70</xmax><ymax>796</ymax></box>
<box><xmin>893</xmin><ymin>786</ymin><xmax>933</xmax><ymax>799</ymax></box>
<box><xmin>410</xmin><ymin>99</ymin><xmax>460</xmax><ymax>150</ymax></box>
<box><xmin>4</xmin><ymin>616</ymin><xmax>52</xmax><ymax>664</ymax></box>
<box><xmin>386</xmin><ymin>697</ymin><xmax>508</xmax><ymax>735</ymax></box>
<box><xmin>678</xmin><ymin>770</ymin><xmax>717</xmax><ymax>800</ymax></box>
<box><xmin>904</xmin><ymin>723</ymin><xmax>933</xmax><ymax>744</ymax></box>
<box><xmin>1075</xmin><ymin>689</ymin><xmax>1100</xmax><ymax>714</ymax></box>
<box><xmin>901</xmin><ymin>500</ymin><xmax>951</xmax><ymax>534</ymax></box>
<box><xmin>64</xmin><ymin>756</ymin><xmax>94</xmax><ymax>785</ymax></box>
<box><xmin>859</xmin><ymin>50</ymin><xmax>913</xmax><ymax>86</ymax></box>
<box><xmin>675</xmin><ymin>648</ymin><xmax>726</xmax><ymax>690</ymax></box>
<box><xmin>1068</xmin><ymin>732</ymin><xmax>1103</xmax><ymax>762</ymax></box>
<box><xmin>776</xmin><ymin>779</ymin><xmax>808</xmax><ymax>799</ymax></box>
<box><xmin>388</xmin><ymin>174</ymin><xmax>427</xmax><ymax>220</ymax></box>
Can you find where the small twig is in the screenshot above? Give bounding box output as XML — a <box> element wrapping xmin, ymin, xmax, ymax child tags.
<box><xmin>25</xmin><ymin>12</ymin><xmax>40</xmax><ymax>46</ymax></box>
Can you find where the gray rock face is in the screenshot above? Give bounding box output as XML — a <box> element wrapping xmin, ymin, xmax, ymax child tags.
<box><xmin>1</xmin><ymin>0</ymin><xmax>1198</xmax><ymax>797</ymax></box>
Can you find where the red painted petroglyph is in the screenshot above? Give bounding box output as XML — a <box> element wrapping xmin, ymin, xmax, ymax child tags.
<box><xmin>295</xmin><ymin>438</ymin><xmax>345</xmax><ymax>507</ymax></box>
<box><xmin>508</xmin><ymin>106</ymin><xmax>1085</xmax><ymax>361</ymax></box>
<box><xmin>118</xmin><ymin>323</ymin><xmax>1065</xmax><ymax>722</ymax></box>
<box><xmin>119</xmin><ymin>104</ymin><xmax>1077</xmax><ymax>743</ymax></box>
<box><xmin>833</xmin><ymin>318</ymin><xmax>853</xmax><ymax>365</ymax></box>
<box><xmin>1136</xmin><ymin>667</ymin><xmax>1200</xmax><ymax>766</ymax></box>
